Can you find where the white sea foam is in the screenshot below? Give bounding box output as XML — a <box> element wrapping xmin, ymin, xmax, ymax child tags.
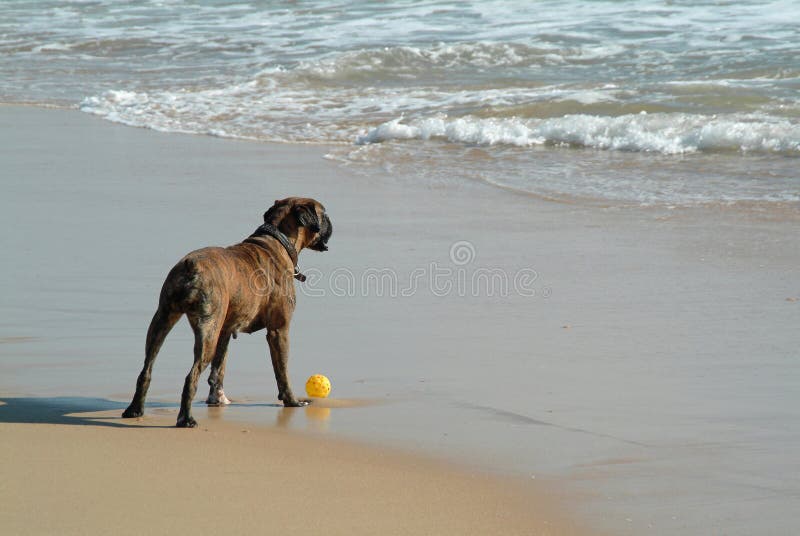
<box><xmin>357</xmin><ymin>113</ymin><xmax>800</xmax><ymax>155</ymax></box>
<box><xmin>11</xmin><ymin>0</ymin><xmax>800</xmax><ymax>206</ymax></box>
<box><xmin>81</xmin><ymin>85</ymin><xmax>800</xmax><ymax>162</ymax></box>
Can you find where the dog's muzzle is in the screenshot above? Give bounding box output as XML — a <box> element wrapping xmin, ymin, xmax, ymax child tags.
<box><xmin>310</xmin><ymin>212</ymin><xmax>332</xmax><ymax>252</ymax></box>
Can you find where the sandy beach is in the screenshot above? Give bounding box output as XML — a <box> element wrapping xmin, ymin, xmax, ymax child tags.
<box><xmin>0</xmin><ymin>404</ymin><xmax>584</xmax><ymax>536</ymax></box>
<box><xmin>2</xmin><ymin>105</ymin><xmax>799</xmax><ymax>535</ymax></box>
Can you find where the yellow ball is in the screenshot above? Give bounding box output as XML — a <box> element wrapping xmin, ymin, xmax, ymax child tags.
<box><xmin>305</xmin><ymin>374</ymin><xmax>331</xmax><ymax>398</ymax></box>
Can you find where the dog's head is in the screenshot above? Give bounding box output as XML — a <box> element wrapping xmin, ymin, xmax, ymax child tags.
<box><xmin>264</xmin><ymin>197</ymin><xmax>332</xmax><ymax>252</ymax></box>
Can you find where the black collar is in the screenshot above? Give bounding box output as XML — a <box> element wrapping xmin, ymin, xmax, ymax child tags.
<box><xmin>244</xmin><ymin>223</ymin><xmax>307</xmax><ymax>282</ymax></box>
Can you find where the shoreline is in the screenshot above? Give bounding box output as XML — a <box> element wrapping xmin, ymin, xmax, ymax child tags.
<box><xmin>2</xmin><ymin>105</ymin><xmax>798</xmax><ymax>535</ymax></box>
<box><xmin>6</xmin><ymin>100</ymin><xmax>798</xmax><ymax>218</ymax></box>
<box><xmin>0</xmin><ymin>104</ymin><xmax>594</xmax><ymax>535</ymax></box>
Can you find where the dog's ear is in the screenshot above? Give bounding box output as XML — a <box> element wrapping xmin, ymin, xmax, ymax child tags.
<box><xmin>293</xmin><ymin>204</ymin><xmax>321</xmax><ymax>233</ymax></box>
<box><xmin>264</xmin><ymin>199</ymin><xmax>291</xmax><ymax>225</ymax></box>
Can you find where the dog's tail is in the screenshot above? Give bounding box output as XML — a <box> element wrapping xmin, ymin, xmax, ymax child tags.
<box><xmin>157</xmin><ymin>257</ymin><xmax>211</xmax><ymax>315</ymax></box>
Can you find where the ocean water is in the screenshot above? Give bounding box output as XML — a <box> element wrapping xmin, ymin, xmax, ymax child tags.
<box><xmin>1</xmin><ymin>0</ymin><xmax>798</xmax><ymax>206</ymax></box>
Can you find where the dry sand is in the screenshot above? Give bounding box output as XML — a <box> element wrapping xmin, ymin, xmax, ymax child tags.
<box><xmin>0</xmin><ymin>410</ymin><xmax>586</xmax><ymax>536</ymax></box>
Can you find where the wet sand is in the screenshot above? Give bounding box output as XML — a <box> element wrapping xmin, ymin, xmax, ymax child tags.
<box><xmin>1</xmin><ymin>105</ymin><xmax>799</xmax><ymax>534</ymax></box>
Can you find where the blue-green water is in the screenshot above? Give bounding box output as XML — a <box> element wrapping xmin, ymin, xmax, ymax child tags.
<box><xmin>2</xmin><ymin>0</ymin><xmax>798</xmax><ymax>204</ymax></box>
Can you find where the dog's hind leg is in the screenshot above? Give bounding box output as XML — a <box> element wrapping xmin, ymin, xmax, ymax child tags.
<box><xmin>123</xmin><ymin>306</ymin><xmax>181</xmax><ymax>418</ymax></box>
<box><xmin>206</xmin><ymin>332</ymin><xmax>232</xmax><ymax>406</ymax></box>
<box><xmin>176</xmin><ymin>316</ymin><xmax>221</xmax><ymax>427</ymax></box>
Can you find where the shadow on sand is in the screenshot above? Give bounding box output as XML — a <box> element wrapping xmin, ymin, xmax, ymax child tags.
<box><xmin>0</xmin><ymin>397</ymin><xmax>176</xmax><ymax>428</ymax></box>
<box><xmin>0</xmin><ymin>397</ymin><xmax>354</xmax><ymax>429</ymax></box>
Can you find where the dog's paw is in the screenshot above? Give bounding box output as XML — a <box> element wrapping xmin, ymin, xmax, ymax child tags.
<box><xmin>176</xmin><ymin>415</ymin><xmax>198</xmax><ymax>428</ymax></box>
<box><xmin>122</xmin><ymin>406</ymin><xmax>143</xmax><ymax>419</ymax></box>
<box><xmin>206</xmin><ymin>389</ymin><xmax>231</xmax><ymax>406</ymax></box>
<box><xmin>282</xmin><ymin>398</ymin><xmax>309</xmax><ymax>408</ymax></box>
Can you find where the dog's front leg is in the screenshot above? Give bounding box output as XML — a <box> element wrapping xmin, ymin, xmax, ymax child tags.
<box><xmin>267</xmin><ymin>327</ymin><xmax>307</xmax><ymax>407</ymax></box>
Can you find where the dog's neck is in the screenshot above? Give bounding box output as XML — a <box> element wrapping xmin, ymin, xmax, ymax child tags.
<box><xmin>245</xmin><ymin>223</ymin><xmax>307</xmax><ymax>282</ymax></box>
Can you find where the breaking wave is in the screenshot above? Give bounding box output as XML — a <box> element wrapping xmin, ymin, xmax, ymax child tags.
<box><xmin>359</xmin><ymin>113</ymin><xmax>800</xmax><ymax>155</ymax></box>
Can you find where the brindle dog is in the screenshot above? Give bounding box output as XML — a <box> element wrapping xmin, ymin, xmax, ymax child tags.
<box><xmin>122</xmin><ymin>197</ymin><xmax>332</xmax><ymax>427</ymax></box>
